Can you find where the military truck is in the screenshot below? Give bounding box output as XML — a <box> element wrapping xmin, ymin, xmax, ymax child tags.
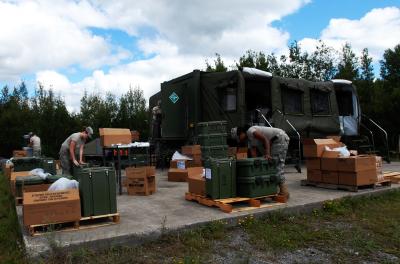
<box><xmin>149</xmin><ymin>67</ymin><xmax>390</xmax><ymax>167</ymax></box>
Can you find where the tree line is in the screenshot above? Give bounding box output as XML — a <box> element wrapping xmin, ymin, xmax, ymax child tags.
<box><xmin>206</xmin><ymin>41</ymin><xmax>400</xmax><ymax>152</ymax></box>
<box><xmin>0</xmin><ymin>84</ymin><xmax>148</xmax><ymax>158</ymax></box>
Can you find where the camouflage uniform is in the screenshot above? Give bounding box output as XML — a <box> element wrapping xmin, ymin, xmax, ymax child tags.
<box><xmin>270</xmin><ymin>131</ymin><xmax>290</xmax><ymax>183</ymax></box>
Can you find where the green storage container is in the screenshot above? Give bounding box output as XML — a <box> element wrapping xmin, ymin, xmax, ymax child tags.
<box><xmin>236</xmin><ymin>158</ymin><xmax>274</xmax><ymax>177</ymax></box>
<box><xmin>197</xmin><ymin>121</ymin><xmax>227</xmax><ymax>135</ymax></box>
<box><xmin>74</xmin><ymin>167</ymin><xmax>117</xmax><ymax>217</ymax></box>
<box><xmin>197</xmin><ymin>133</ymin><xmax>227</xmax><ymax>146</ymax></box>
<box><xmin>72</xmin><ymin>164</ymin><xmax>90</xmax><ymax>178</ymax></box>
<box><xmin>201</xmin><ymin>145</ymin><xmax>228</xmax><ymax>159</ymax></box>
<box><xmin>46</xmin><ymin>174</ymin><xmax>72</xmax><ymax>183</ymax></box>
<box><xmin>204</xmin><ymin>158</ymin><xmax>236</xmax><ymax>199</ymax></box>
<box><xmin>236</xmin><ymin>174</ymin><xmax>279</xmax><ymax>198</ymax></box>
<box><xmin>41</xmin><ymin>158</ymin><xmax>56</xmax><ymax>175</ymax></box>
<box><xmin>12</xmin><ymin>157</ymin><xmax>41</xmax><ymax>172</ymax></box>
<box><xmin>15</xmin><ymin>175</ymin><xmax>45</xmax><ymax>197</ymax></box>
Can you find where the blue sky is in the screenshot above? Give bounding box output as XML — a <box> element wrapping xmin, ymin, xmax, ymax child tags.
<box><xmin>0</xmin><ymin>0</ymin><xmax>399</xmax><ymax>110</ymax></box>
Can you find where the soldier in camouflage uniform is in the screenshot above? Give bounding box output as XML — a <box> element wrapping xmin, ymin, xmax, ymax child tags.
<box><xmin>235</xmin><ymin>125</ymin><xmax>290</xmax><ymax>198</ymax></box>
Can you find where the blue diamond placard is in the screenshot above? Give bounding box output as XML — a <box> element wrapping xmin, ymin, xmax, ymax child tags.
<box><xmin>169</xmin><ymin>92</ymin><xmax>179</xmax><ymax>104</ymax></box>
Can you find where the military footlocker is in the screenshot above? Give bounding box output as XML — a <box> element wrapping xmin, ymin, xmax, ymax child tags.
<box><xmin>204</xmin><ymin>158</ymin><xmax>236</xmax><ymax>199</ymax></box>
<box><xmin>236</xmin><ymin>158</ymin><xmax>274</xmax><ymax>177</ymax></box>
<box><xmin>236</xmin><ymin>158</ymin><xmax>279</xmax><ymax>198</ymax></box>
<box><xmin>197</xmin><ymin>133</ymin><xmax>227</xmax><ymax>146</ymax></box>
<box><xmin>46</xmin><ymin>174</ymin><xmax>71</xmax><ymax>183</ymax></box>
<box><xmin>196</xmin><ymin>121</ymin><xmax>227</xmax><ymax>135</ymax></box>
<box><xmin>15</xmin><ymin>176</ymin><xmax>45</xmax><ymax>197</ymax></box>
<box><xmin>41</xmin><ymin>158</ymin><xmax>56</xmax><ymax>175</ymax></box>
<box><xmin>12</xmin><ymin>157</ymin><xmax>41</xmax><ymax>172</ymax></box>
<box><xmin>201</xmin><ymin>145</ymin><xmax>229</xmax><ymax>159</ymax></box>
<box><xmin>73</xmin><ymin>167</ymin><xmax>117</xmax><ymax>217</ymax></box>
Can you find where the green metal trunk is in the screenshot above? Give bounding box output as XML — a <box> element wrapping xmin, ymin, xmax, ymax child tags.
<box><xmin>12</xmin><ymin>157</ymin><xmax>41</xmax><ymax>172</ymax></box>
<box><xmin>204</xmin><ymin>158</ymin><xmax>236</xmax><ymax>199</ymax></box>
<box><xmin>46</xmin><ymin>174</ymin><xmax>71</xmax><ymax>183</ymax></box>
<box><xmin>196</xmin><ymin>121</ymin><xmax>227</xmax><ymax>135</ymax></box>
<box><xmin>236</xmin><ymin>158</ymin><xmax>273</xmax><ymax>177</ymax></box>
<box><xmin>236</xmin><ymin>174</ymin><xmax>279</xmax><ymax>198</ymax></box>
<box><xmin>197</xmin><ymin>133</ymin><xmax>227</xmax><ymax>146</ymax></box>
<box><xmin>41</xmin><ymin>158</ymin><xmax>56</xmax><ymax>175</ymax></box>
<box><xmin>201</xmin><ymin>145</ymin><xmax>228</xmax><ymax>159</ymax></box>
<box><xmin>15</xmin><ymin>176</ymin><xmax>45</xmax><ymax>197</ymax></box>
<box><xmin>74</xmin><ymin>167</ymin><xmax>117</xmax><ymax>217</ymax></box>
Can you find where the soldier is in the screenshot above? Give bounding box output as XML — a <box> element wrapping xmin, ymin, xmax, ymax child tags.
<box><xmin>235</xmin><ymin>125</ymin><xmax>290</xmax><ymax>198</ymax></box>
<box><xmin>28</xmin><ymin>132</ymin><xmax>41</xmax><ymax>157</ymax></box>
<box><xmin>152</xmin><ymin>100</ymin><xmax>162</xmax><ymax>139</ymax></box>
<box><xmin>59</xmin><ymin>127</ymin><xmax>93</xmax><ymax>175</ymax></box>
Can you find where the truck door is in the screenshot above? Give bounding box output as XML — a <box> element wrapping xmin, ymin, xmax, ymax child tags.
<box><xmin>161</xmin><ymin>83</ymin><xmax>187</xmax><ymax>138</ymax></box>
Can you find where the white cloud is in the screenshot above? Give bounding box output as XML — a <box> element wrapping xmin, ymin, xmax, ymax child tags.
<box><xmin>299</xmin><ymin>7</ymin><xmax>400</xmax><ymax>61</ymax></box>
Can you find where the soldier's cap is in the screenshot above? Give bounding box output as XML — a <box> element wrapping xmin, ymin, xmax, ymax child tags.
<box><xmin>85</xmin><ymin>127</ymin><xmax>93</xmax><ymax>138</ymax></box>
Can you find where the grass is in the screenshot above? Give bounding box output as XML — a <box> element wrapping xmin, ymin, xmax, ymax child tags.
<box><xmin>1</xmin><ymin>170</ymin><xmax>400</xmax><ymax>263</ymax></box>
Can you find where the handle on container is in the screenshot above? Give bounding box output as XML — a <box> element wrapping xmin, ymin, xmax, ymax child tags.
<box><xmin>254</xmin><ymin>159</ymin><xmax>262</xmax><ymax>167</ymax></box>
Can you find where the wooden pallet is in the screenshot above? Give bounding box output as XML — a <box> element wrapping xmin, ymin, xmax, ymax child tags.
<box><xmin>383</xmin><ymin>171</ymin><xmax>400</xmax><ymax>183</ymax></box>
<box><xmin>27</xmin><ymin>213</ymin><xmax>120</xmax><ymax>236</ymax></box>
<box><xmin>185</xmin><ymin>192</ymin><xmax>286</xmax><ymax>213</ymax></box>
<box><xmin>301</xmin><ymin>179</ymin><xmax>391</xmax><ymax>192</ymax></box>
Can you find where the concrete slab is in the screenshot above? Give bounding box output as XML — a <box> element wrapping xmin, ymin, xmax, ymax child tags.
<box><xmin>19</xmin><ymin>162</ymin><xmax>400</xmax><ymax>258</ymax></box>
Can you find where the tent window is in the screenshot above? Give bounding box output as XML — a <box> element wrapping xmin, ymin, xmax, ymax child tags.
<box><xmin>311</xmin><ymin>90</ymin><xmax>331</xmax><ymax>115</ymax></box>
<box><xmin>221</xmin><ymin>87</ymin><xmax>237</xmax><ymax>111</ymax></box>
<box><xmin>336</xmin><ymin>91</ymin><xmax>353</xmax><ymax>116</ymax></box>
<box><xmin>282</xmin><ymin>87</ymin><xmax>303</xmax><ymax>114</ymax></box>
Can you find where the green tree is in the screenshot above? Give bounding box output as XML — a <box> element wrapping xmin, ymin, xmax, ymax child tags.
<box><xmin>380</xmin><ymin>44</ymin><xmax>400</xmax><ymax>85</ymax></box>
<box><xmin>336</xmin><ymin>43</ymin><xmax>359</xmax><ymax>81</ymax></box>
<box><xmin>359</xmin><ymin>48</ymin><xmax>374</xmax><ymax>81</ymax></box>
<box><xmin>309</xmin><ymin>40</ymin><xmax>337</xmax><ymax>81</ymax></box>
<box><xmin>205</xmin><ymin>53</ymin><xmax>227</xmax><ymax>72</ymax></box>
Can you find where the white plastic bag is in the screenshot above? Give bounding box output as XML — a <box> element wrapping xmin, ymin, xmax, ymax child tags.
<box><xmin>29</xmin><ymin>168</ymin><xmax>51</xmax><ymax>180</ymax></box>
<box><xmin>171</xmin><ymin>151</ymin><xmax>193</xmax><ymax>161</ymax></box>
<box><xmin>324</xmin><ymin>146</ymin><xmax>350</xmax><ymax>157</ymax></box>
<box><xmin>48</xmin><ymin>178</ymin><xmax>79</xmax><ymax>191</ymax></box>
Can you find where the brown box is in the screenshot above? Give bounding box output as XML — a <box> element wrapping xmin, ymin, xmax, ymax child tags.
<box><xmin>322</xmin><ymin>171</ymin><xmax>339</xmax><ymax>184</ymax></box>
<box><xmin>307</xmin><ymin>170</ymin><xmax>322</xmax><ymax>182</ymax></box>
<box><xmin>168</xmin><ymin>169</ymin><xmax>188</xmax><ymax>182</ymax></box>
<box><xmin>10</xmin><ymin>171</ymin><xmax>31</xmax><ymax>196</ymax></box>
<box><xmin>237</xmin><ymin>147</ymin><xmax>248</xmax><ymax>154</ymax></box>
<box><xmin>170</xmin><ymin>160</ymin><xmax>189</xmax><ymax>169</ymax></box>
<box><xmin>228</xmin><ymin>147</ymin><xmax>237</xmax><ymax>157</ymax></box>
<box><xmin>188</xmin><ymin>176</ymin><xmax>205</xmax><ymax>196</ymax></box>
<box><xmin>2</xmin><ymin>163</ymin><xmax>13</xmax><ymax>180</ymax></box>
<box><xmin>13</xmin><ymin>150</ymin><xmax>27</xmax><ymax>158</ymax></box>
<box><xmin>23</xmin><ymin>184</ymin><xmax>51</xmax><ymax>194</ymax></box>
<box><xmin>127</xmin><ymin>175</ymin><xmax>156</xmax><ymax>195</ymax></box>
<box><xmin>145</xmin><ymin>166</ymin><xmax>156</xmax><ymax>177</ymax></box>
<box><xmin>236</xmin><ymin>153</ymin><xmax>248</xmax><ymax>160</ymax></box>
<box><xmin>305</xmin><ymin>158</ymin><xmax>321</xmax><ymax>170</ymax></box>
<box><xmin>321</xmin><ymin>158</ymin><xmax>338</xmax><ymax>171</ymax></box>
<box><xmin>338</xmin><ymin>169</ymin><xmax>377</xmax><ymax>186</ymax></box>
<box><xmin>181</xmin><ymin>145</ymin><xmax>201</xmax><ymax>155</ymax></box>
<box><xmin>190</xmin><ymin>154</ymin><xmax>203</xmax><ymax>166</ymax></box>
<box><xmin>326</xmin><ymin>136</ymin><xmax>341</xmax><ymax>143</ymax></box>
<box><xmin>187</xmin><ymin>167</ymin><xmax>203</xmax><ymax>177</ymax></box>
<box><xmin>337</xmin><ymin>155</ymin><xmax>376</xmax><ymax>172</ymax></box>
<box><xmin>376</xmin><ymin>156</ymin><xmax>383</xmax><ymax>176</ymax></box>
<box><xmin>23</xmin><ymin>189</ymin><xmax>81</xmax><ymax>226</ymax></box>
<box><xmin>125</xmin><ymin>166</ymin><xmax>155</xmax><ymax>178</ymax></box>
<box><xmin>99</xmin><ymin>128</ymin><xmax>132</xmax><ymax>147</ymax></box>
<box><xmin>303</xmin><ymin>139</ymin><xmax>341</xmax><ymax>158</ymax></box>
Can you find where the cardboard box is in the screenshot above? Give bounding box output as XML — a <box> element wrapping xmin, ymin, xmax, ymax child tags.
<box><xmin>303</xmin><ymin>139</ymin><xmax>341</xmax><ymax>158</ymax></box>
<box><xmin>236</xmin><ymin>153</ymin><xmax>248</xmax><ymax>160</ymax></box>
<box><xmin>99</xmin><ymin>128</ymin><xmax>132</xmax><ymax>147</ymax></box>
<box><xmin>305</xmin><ymin>158</ymin><xmax>321</xmax><ymax>170</ymax></box>
<box><xmin>23</xmin><ymin>184</ymin><xmax>51</xmax><ymax>194</ymax></box>
<box><xmin>228</xmin><ymin>147</ymin><xmax>237</xmax><ymax>157</ymax></box>
<box><xmin>188</xmin><ymin>176</ymin><xmax>205</xmax><ymax>196</ymax></box>
<box><xmin>321</xmin><ymin>158</ymin><xmax>338</xmax><ymax>171</ymax></box>
<box><xmin>10</xmin><ymin>171</ymin><xmax>31</xmax><ymax>196</ymax></box>
<box><xmin>181</xmin><ymin>145</ymin><xmax>201</xmax><ymax>155</ymax></box>
<box><xmin>145</xmin><ymin>166</ymin><xmax>156</xmax><ymax>177</ymax></box>
<box><xmin>326</xmin><ymin>136</ymin><xmax>341</xmax><ymax>143</ymax></box>
<box><xmin>349</xmin><ymin>150</ymin><xmax>358</xmax><ymax>156</ymax></box>
<box><xmin>322</xmin><ymin>171</ymin><xmax>339</xmax><ymax>184</ymax></box>
<box><xmin>190</xmin><ymin>154</ymin><xmax>203</xmax><ymax>166</ymax></box>
<box><xmin>337</xmin><ymin>155</ymin><xmax>376</xmax><ymax>172</ymax></box>
<box><xmin>170</xmin><ymin>160</ymin><xmax>189</xmax><ymax>169</ymax></box>
<box><xmin>376</xmin><ymin>156</ymin><xmax>383</xmax><ymax>176</ymax></box>
<box><xmin>13</xmin><ymin>150</ymin><xmax>27</xmax><ymax>158</ymax></box>
<box><xmin>2</xmin><ymin>163</ymin><xmax>13</xmax><ymax>180</ymax></box>
<box><xmin>307</xmin><ymin>170</ymin><xmax>322</xmax><ymax>182</ymax></box>
<box><xmin>125</xmin><ymin>166</ymin><xmax>155</xmax><ymax>178</ymax></box>
<box><xmin>237</xmin><ymin>147</ymin><xmax>248</xmax><ymax>154</ymax></box>
<box><xmin>23</xmin><ymin>189</ymin><xmax>81</xmax><ymax>226</ymax></box>
<box><xmin>338</xmin><ymin>169</ymin><xmax>377</xmax><ymax>186</ymax></box>
<box><xmin>168</xmin><ymin>169</ymin><xmax>188</xmax><ymax>182</ymax></box>
<box><xmin>187</xmin><ymin>167</ymin><xmax>203</xmax><ymax>177</ymax></box>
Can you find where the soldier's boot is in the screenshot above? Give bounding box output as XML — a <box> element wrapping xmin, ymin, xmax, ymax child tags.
<box><xmin>278</xmin><ymin>183</ymin><xmax>290</xmax><ymax>199</ymax></box>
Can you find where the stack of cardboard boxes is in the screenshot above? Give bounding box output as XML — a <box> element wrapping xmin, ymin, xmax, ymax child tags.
<box><xmin>304</xmin><ymin>138</ymin><xmax>379</xmax><ymax>186</ymax></box>
<box><xmin>125</xmin><ymin>166</ymin><xmax>156</xmax><ymax>195</ymax></box>
<box><xmin>168</xmin><ymin>145</ymin><xmax>202</xmax><ymax>182</ymax></box>
<box><xmin>99</xmin><ymin>128</ymin><xmax>132</xmax><ymax>146</ymax></box>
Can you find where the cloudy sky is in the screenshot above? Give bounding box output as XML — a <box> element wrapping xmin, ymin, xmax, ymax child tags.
<box><xmin>0</xmin><ymin>0</ymin><xmax>399</xmax><ymax>111</ymax></box>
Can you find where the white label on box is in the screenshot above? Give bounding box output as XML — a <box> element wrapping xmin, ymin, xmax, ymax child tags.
<box><xmin>177</xmin><ymin>160</ymin><xmax>186</xmax><ymax>169</ymax></box>
<box><xmin>205</xmin><ymin>168</ymin><xmax>212</xmax><ymax>179</ymax></box>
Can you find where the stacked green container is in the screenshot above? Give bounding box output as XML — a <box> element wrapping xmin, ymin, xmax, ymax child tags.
<box><xmin>73</xmin><ymin>166</ymin><xmax>117</xmax><ymax>217</ymax></box>
<box><xmin>204</xmin><ymin>158</ymin><xmax>236</xmax><ymax>199</ymax></box>
<box><xmin>15</xmin><ymin>176</ymin><xmax>45</xmax><ymax>197</ymax></box>
<box><xmin>236</xmin><ymin>158</ymin><xmax>280</xmax><ymax>198</ymax></box>
<box><xmin>41</xmin><ymin>158</ymin><xmax>56</xmax><ymax>175</ymax></box>
<box><xmin>197</xmin><ymin>121</ymin><xmax>229</xmax><ymax>159</ymax></box>
<box><xmin>12</xmin><ymin>157</ymin><xmax>41</xmax><ymax>172</ymax></box>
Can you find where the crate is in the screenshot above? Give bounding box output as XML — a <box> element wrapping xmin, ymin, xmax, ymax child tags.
<box><xmin>127</xmin><ymin>176</ymin><xmax>156</xmax><ymax>196</ymax></box>
<box><xmin>15</xmin><ymin>176</ymin><xmax>46</xmax><ymax>198</ymax></box>
<box><xmin>236</xmin><ymin>158</ymin><xmax>276</xmax><ymax>177</ymax></box>
<box><xmin>201</xmin><ymin>145</ymin><xmax>228</xmax><ymax>159</ymax></box>
<box><xmin>204</xmin><ymin>158</ymin><xmax>236</xmax><ymax>199</ymax></box>
<box><xmin>196</xmin><ymin>121</ymin><xmax>227</xmax><ymax>135</ymax></box>
<box><xmin>197</xmin><ymin>133</ymin><xmax>227</xmax><ymax>146</ymax></box>
<box><xmin>41</xmin><ymin>158</ymin><xmax>56</xmax><ymax>175</ymax></box>
<box><xmin>12</xmin><ymin>157</ymin><xmax>41</xmax><ymax>172</ymax></box>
